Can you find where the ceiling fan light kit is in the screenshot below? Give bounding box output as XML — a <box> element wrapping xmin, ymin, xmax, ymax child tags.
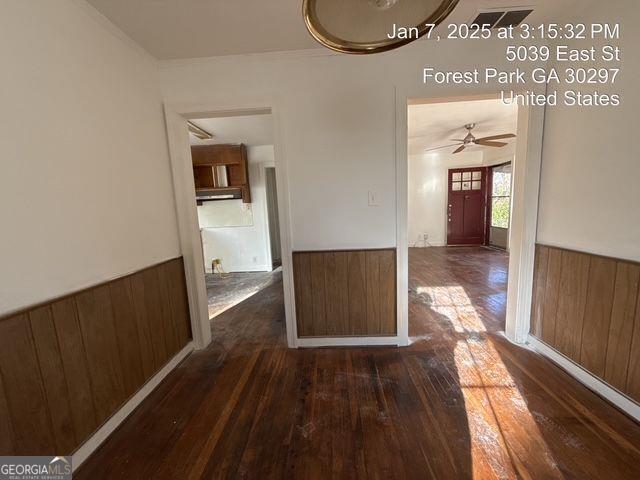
<box><xmin>302</xmin><ymin>0</ymin><xmax>459</xmax><ymax>54</ymax></box>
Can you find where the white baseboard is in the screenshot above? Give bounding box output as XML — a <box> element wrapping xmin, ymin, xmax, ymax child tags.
<box><xmin>296</xmin><ymin>336</ymin><xmax>399</xmax><ymax>348</ymax></box>
<box><xmin>71</xmin><ymin>342</ymin><xmax>195</xmax><ymax>471</ymax></box>
<box><xmin>528</xmin><ymin>335</ymin><xmax>640</xmax><ymax>422</ymax></box>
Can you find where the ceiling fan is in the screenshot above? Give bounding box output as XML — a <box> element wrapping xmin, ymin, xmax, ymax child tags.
<box><xmin>426</xmin><ymin>123</ymin><xmax>516</xmax><ymax>154</ymax></box>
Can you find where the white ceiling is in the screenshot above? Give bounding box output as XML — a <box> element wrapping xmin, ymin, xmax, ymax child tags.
<box><xmin>408</xmin><ymin>98</ymin><xmax>518</xmax><ymax>156</ymax></box>
<box><xmin>189</xmin><ymin>114</ymin><xmax>274</xmax><ymax>146</ymax></box>
<box><xmin>86</xmin><ymin>0</ymin><xmax>586</xmax><ymax>59</ymax></box>
<box><xmin>87</xmin><ymin>0</ymin><xmax>317</xmax><ymax>59</ymax></box>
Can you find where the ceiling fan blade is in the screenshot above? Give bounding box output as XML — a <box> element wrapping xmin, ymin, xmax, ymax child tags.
<box><xmin>450</xmin><ymin>139</ymin><xmax>466</xmax><ymax>142</ymax></box>
<box><xmin>476</xmin><ymin>140</ymin><xmax>508</xmax><ymax>148</ymax></box>
<box><xmin>453</xmin><ymin>145</ymin><xmax>466</xmax><ymax>154</ymax></box>
<box><xmin>425</xmin><ymin>143</ymin><xmax>462</xmax><ymax>152</ymax></box>
<box><xmin>475</xmin><ymin>133</ymin><xmax>516</xmax><ymax>142</ymax></box>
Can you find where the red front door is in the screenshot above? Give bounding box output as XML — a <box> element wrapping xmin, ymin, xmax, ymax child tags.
<box><xmin>447</xmin><ymin>167</ymin><xmax>488</xmax><ymax>246</ymax></box>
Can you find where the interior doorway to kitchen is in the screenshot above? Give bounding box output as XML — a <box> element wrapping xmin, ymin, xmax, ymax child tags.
<box><xmin>187</xmin><ymin>112</ymin><xmax>284</xmax><ymax>321</ymax></box>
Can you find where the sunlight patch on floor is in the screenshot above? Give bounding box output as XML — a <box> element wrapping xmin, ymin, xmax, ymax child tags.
<box><xmin>416</xmin><ymin>285</ymin><xmax>487</xmax><ymax>332</ymax></box>
<box><xmin>454</xmin><ymin>339</ymin><xmax>563</xmax><ymax>479</ymax></box>
<box><xmin>414</xmin><ymin>282</ymin><xmax>563</xmax><ymax>478</ymax></box>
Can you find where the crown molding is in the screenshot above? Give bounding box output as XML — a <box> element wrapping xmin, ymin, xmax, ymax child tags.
<box><xmin>158</xmin><ymin>47</ymin><xmax>342</xmax><ymax>69</ymax></box>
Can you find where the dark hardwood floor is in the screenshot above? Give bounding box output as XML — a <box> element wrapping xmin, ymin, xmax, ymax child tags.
<box><xmin>76</xmin><ymin>247</ymin><xmax>640</xmax><ymax>479</ymax></box>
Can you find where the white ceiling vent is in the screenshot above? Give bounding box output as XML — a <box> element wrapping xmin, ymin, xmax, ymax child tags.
<box><xmin>471</xmin><ymin>8</ymin><xmax>533</xmax><ymax>29</ymax></box>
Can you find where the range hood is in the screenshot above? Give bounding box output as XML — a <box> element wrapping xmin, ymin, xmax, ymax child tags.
<box><xmin>195</xmin><ymin>187</ymin><xmax>243</xmax><ymax>205</ymax></box>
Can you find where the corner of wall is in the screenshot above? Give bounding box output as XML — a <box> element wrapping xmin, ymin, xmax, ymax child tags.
<box><xmin>71</xmin><ymin>0</ymin><xmax>159</xmax><ymax>66</ymax></box>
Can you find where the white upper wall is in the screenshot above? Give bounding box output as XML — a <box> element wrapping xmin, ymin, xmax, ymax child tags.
<box><xmin>0</xmin><ymin>0</ymin><xmax>179</xmax><ymax>314</ymax></box>
<box><xmin>160</xmin><ymin>39</ymin><xmax>521</xmax><ymax>251</ymax></box>
<box><xmin>536</xmin><ymin>0</ymin><xmax>640</xmax><ymax>262</ymax></box>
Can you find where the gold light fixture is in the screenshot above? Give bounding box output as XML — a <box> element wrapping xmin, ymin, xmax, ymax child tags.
<box><xmin>302</xmin><ymin>0</ymin><xmax>459</xmax><ymax>54</ymax></box>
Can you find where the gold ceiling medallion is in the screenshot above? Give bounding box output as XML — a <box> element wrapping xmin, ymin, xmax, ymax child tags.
<box><xmin>303</xmin><ymin>0</ymin><xmax>459</xmax><ymax>54</ymax></box>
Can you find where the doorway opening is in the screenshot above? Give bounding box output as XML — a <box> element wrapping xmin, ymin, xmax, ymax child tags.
<box><xmin>265</xmin><ymin>166</ymin><xmax>282</xmax><ymax>269</ymax></box>
<box><xmin>187</xmin><ymin>113</ymin><xmax>284</xmax><ymax>322</ymax></box>
<box><xmin>407</xmin><ymin>97</ymin><xmax>518</xmax><ymax>340</ymax></box>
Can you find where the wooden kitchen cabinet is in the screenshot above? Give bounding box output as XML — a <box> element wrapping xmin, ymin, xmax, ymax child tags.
<box><xmin>190</xmin><ymin>144</ymin><xmax>251</xmax><ymax>203</ymax></box>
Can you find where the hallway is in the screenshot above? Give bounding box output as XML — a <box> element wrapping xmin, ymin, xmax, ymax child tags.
<box><xmin>77</xmin><ymin>250</ymin><xmax>640</xmax><ymax>479</ymax></box>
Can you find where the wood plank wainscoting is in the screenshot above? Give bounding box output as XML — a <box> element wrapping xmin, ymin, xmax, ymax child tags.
<box><xmin>531</xmin><ymin>244</ymin><xmax>640</xmax><ymax>402</ymax></box>
<box><xmin>0</xmin><ymin>257</ymin><xmax>192</xmax><ymax>456</ymax></box>
<box><xmin>293</xmin><ymin>248</ymin><xmax>396</xmax><ymax>337</ymax></box>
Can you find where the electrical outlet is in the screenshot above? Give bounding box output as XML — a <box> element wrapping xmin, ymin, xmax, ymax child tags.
<box><xmin>368</xmin><ymin>190</ymin><xmax>379</xmax><ymax>206</ymax></box>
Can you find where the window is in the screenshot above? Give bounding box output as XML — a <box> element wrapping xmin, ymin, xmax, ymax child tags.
<box><xmin>491</xmin><ymin>164</ymin><xmax>512</xmax><ymax>228</ymax></box>
<box><xmin>451</xmin><ymin>170</ymin><xmax>482</xmax><ymax>191</ymax></box>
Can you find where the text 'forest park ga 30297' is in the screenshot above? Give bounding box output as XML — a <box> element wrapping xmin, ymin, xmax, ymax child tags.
<box><xmin>404</xmin><ymin>22</ymin><xmax>623</xmax><ymax>107</ymax></box>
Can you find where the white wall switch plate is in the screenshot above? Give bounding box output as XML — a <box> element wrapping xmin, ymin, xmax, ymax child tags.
<box><xmin>368</xmin><ymin>190</ymin><xmax>379</xmax><ymax>206</ymax></box>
